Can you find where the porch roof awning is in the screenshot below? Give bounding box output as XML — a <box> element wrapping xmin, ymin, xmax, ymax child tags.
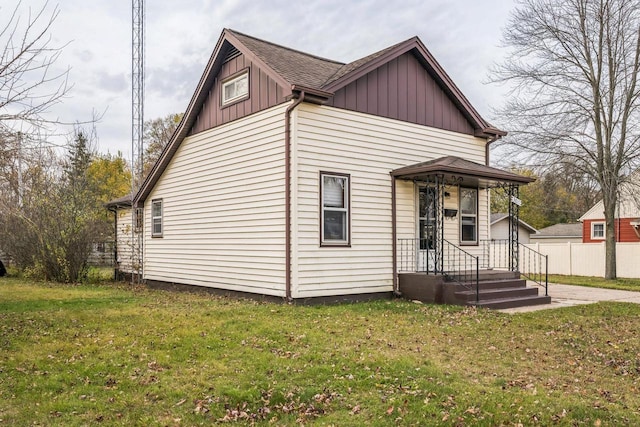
<box><xmin>390</xmin><ymin>156</ymin><xmax>535</xmax><ymax>187</ymax></box>
<box><xmin>105</xmin><ymin>193</ymin><xmax>133</xmax><ymax>210</ymax></box>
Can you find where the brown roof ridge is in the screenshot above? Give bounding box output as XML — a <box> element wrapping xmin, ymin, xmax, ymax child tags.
<box><xmin>226</xmin><ymin>29</ymin><xmax>345</xmax><ymax>66</ymax></box>
<box><xmin>226</xmin><ymin>28</ymin><xmax>345</xmax><ymax>89</ymax></box>
<box><xmin>323</xmin><ymin>37</ymin><xmax>413</xmax><ymax>86</ymax></box>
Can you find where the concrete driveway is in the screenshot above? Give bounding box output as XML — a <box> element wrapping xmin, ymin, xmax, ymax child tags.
<box><xmin>500</xmin><ymin>282</ymin><xmax>640</xmax><ymax>313</ymax></box>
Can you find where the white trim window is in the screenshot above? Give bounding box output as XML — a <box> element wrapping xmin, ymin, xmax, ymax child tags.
<box><xmin>591</xmin><ymin>221</ymin><xmax>605</xmax><ymax>240</ymax></box>
<box><xmin>152</xmin><ymin>199</ymin><xmax>163</xmax><ymax>237</ymax></box>
<box><xmin>321</xmin><ymin>172</ymin><xmax>350</xmax><ymax>246</ymax></box>
<box><xmin>459</xmin><ymin>188</ymin><xmax>478</xmax><ymax>244</ymax></box>
<box><xmin>221</xmin><ymin>71</ymin><xmax>249</xmax><ymax>105</ymax></box>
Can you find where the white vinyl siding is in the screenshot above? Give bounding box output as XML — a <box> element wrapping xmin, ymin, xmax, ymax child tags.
<box><xmin>143</xmin><ymin>104</ymin><xmax>288</xmax><ymax>296</ymax></box>
<box><xmin>491</xmin><ymin>219</ymin><xmax>534</xmax><ymax>244</ymax></box>
<box><xmin>291</xmin><ymin>104</ymin><xmax>488</xmax><ymax>298</ymax></box>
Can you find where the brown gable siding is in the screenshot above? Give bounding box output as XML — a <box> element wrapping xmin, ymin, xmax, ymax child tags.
<box><xmin>190</xmin><ymin>52</ymin><xmax>291</xmax><ymax>135</ymax></box>
<box><xmin>583</xmin><ymin>218</ymin><xmax>640</xmax><ymax>243</ymax></box>
<box><xmin>326</xmin><ymin>52</ymin><xmax>474</xmax><ymax>135</ymax></box>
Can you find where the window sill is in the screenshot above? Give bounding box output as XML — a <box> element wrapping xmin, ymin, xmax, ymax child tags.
<box><xmin>320</xmin><ymin>242</ymin><xmax>351</xmax><ymax>248</ymax></box>
<box><xmin>221</xmin><ymin>94</ymin><xmax>249</xmax><ymax>109</ymax></box>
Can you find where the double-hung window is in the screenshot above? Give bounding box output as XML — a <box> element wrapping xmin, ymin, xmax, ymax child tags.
<box><xmin>321</xmin><ymin>172</ymin><xmax>350</xmax><ymax>246</ymax></box>
<box><xmin>151</xmin><ymin>199</ymin><xmax>163</xmax><ymax>237</ymax></box>
<box><xmin>591</xmin><ymin>222</ymin><xmax>605</xmax><ymax>240</ymax></box>
<box><xmin>459</xmin><ymin>188</ymin><xmax>478</xmax><ymax>244</ymax></box>
<box><xmin>221</xmin><ymin>71</ymin><xmax>249</xmax><ymax>106</ymax></box>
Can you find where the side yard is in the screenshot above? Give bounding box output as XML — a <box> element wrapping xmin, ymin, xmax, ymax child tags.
<box><xmin>1</xmin><ymin>278</ymin><xmax>640</xmax><ymax>425</ymax></box>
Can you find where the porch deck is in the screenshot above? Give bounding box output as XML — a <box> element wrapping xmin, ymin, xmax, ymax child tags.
<box><xmin>398</xmin><ymin>269</ymin><xmax>551</xmax><ymax>310</ymax></box>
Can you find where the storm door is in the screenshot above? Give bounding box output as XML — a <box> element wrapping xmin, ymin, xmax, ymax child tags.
<box><xmin>418</xmin><ymin>186</ymin><xmax>437</xmax><ymax>271</ymax></box>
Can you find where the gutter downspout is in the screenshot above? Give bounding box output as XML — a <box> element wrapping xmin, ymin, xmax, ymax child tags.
<box><xmin>285</xmin><ymin>91</ymin><xmax>305</xmax><ymax>301</ymax></box>
<box><xmin>485</xmin><ymin>134</ymin><xmax>502</xmax><ymax>166</ymax></box>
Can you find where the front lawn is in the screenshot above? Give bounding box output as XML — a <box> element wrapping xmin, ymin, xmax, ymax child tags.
<box><xmin>1</xmin><ymin>278</ymin><xmax>640</xmax><ymax>425</ymax></box>
<box><xmin>548</xmin><ymin>274</ymin><xmax>640</xmax><ymax>292</ymax></box>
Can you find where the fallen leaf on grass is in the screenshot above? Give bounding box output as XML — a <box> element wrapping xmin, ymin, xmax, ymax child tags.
<box><xmin>194</xmin><ymin>399</ymin><xmax>210</xmax><ymax>414</ymax></box>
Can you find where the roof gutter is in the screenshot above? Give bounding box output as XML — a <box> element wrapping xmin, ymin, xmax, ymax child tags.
<box><xmin>484</xmin><ymin>131</ymin><xmax>506</xmax><ymax>166</ymax></box>
<box><xmin>284</xmin><ymin>90</ymin><xmax>306</xmax><ymax>301</ymax></box>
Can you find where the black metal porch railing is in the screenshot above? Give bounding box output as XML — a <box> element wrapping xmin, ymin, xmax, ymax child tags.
<box><xmin>480</xmin><ymin>239</ymin><xmax>548</xmax><ymax>296</ymax></box>
<box><xmin>397</xmin><ymin>238</ymin><xmax>480</xmax><ymax>301</ymax></box>
<box><xmin>443</xmin><ymin>239</ymin><xmax>480</xmax><ymax>302</ymax></box>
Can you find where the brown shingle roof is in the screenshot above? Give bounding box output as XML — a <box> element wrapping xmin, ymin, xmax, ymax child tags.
<box><xmin>323</xmin><ymin>40</ymin><xmax>408</xmax><ymax>86</ymax></box>
<box><xmin>105</xmin><ymin>193</ymin><xmax>133</xmax><ymax>209</ymax></box>
<box><xmin>228</xmin><ymin>30</ymin><xmax>344</xmax><ymax>89</ymax></box>
<box><xmin>391</xmin><ymin>156</ymin><xmax>536</xmax><ymax>185</ymax></box>
<box><xmin>533</xmin><ymin>223</ymin><xmax>582</xmax><ymax>237</ymax></box>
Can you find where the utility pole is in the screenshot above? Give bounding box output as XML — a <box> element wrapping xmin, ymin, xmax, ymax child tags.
<box><xmin>131</xmin><ymin>0</ymin><xmax>145</xmax><ymax>283</ymax></box>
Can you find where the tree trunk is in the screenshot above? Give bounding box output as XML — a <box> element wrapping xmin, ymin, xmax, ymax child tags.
<box><xmin>603</xmin><ymin>195</ymin><xmax>617</xmax><ymax>280</ymax></box>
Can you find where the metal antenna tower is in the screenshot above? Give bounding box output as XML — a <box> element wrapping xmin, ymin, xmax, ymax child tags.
<box><xmin>131</xmin><ymin>0</ymin><xmax>145</xmax><ymax>282</ymax></box>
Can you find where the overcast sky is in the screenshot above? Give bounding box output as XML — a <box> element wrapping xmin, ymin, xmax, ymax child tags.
<box><xmin>6</xmin><ymin>0</ymin><xmax>517</xmax><ymax>158</ymax></box>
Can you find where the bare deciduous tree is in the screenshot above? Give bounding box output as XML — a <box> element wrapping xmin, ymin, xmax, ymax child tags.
<box><xmin>0</xmin><ymin>2</ymin><xmax>70</xmax><ymax>130</ymax></box>
<box><xmin>0</xmin><ymin>1</ymin><xmax>70</xmax><ymax>197</ymax></box>
<box><xmin>492</xmin><ymin>0</ymin><xmax>640</xmax><ymax>279</ymax></box>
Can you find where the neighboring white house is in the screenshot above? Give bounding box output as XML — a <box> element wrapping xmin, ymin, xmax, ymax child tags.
<box><xmin>490</xmin><ymin>213</ymin><xmax>537</xmax><ymax>244</ymax></box>
<box><xmin>110</xmin><ymin>29</ymin><xmax>535</xmax><ymax>302</ymax></box>
<box><xmin>579</xmin><ymin>176</ymin><xmax>640</xmax><ymax>244</ymax></box>
<box><xmin>105</xmin><ymin>194</ymin><xmax>139</xmax><ymax>278</ymax></box>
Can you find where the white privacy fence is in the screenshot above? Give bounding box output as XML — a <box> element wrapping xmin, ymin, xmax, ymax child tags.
<box><xmin>524</xmin><ymin>242</ymin><xmax>640</xmax><ymax>278</ymax></box>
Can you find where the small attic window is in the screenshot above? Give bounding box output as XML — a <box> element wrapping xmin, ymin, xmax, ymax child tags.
<box><xmin>221</xmin><ymin>70</ymin><xmax>249</xmax><ymax>106</ymax></box>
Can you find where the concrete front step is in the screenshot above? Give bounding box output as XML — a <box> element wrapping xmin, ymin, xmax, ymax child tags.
<box><xmin>446</xmin><ymin>270</ymin><xmax>520</xmax><ymax>282</ymax></box>
<box><xmin>455</xmin><ymin>286</ymin><xmax>538</xmax><ymax>302</ymax></box>
<box><xmin>468</xmin><ymin>295</ymin><xmax>552</xmax><ymax>310</ymax></box>
<box><xmin>457</xmin><ymin>278</ymin><xmax>527</xmax><ymax>290</ymax></box>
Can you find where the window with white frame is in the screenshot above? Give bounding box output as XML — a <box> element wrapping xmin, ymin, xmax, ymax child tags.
<box><xmin>221</xmin><ymin>71</ymin><xmax>249</xmax><ymax>105</ymax></box>
<box><xmin>459</xmin><ymin>188</ymin><xmax>478</xmax><ymax>244</ymax></box>
<box><xmin>321</xmin><ymin>172</ymin><xmax>350</xmax><ymax>245</ymax></box>
<box><xmin>152</xmin><ymin>199</ymin><xmax>163</xmax><ymax>237</ymax></box>
<box><xmin>591</xmin><ymin>221</ymin><xmax>605</xmax><ymax>240</ymax></box>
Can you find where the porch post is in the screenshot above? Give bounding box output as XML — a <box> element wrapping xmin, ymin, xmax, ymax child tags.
<box><xmin>391</xmin><ymin>174</ymin><xmax>398</xmax><ymax>294</ymax></box>
<box><xmin>508</xmin><ymin>184</ymin><xmax>520</xmax><ymax>272</ymax></box>
<box><xmin>435</xmin><ymin>174</ymin><xmax>445</xmax><ymax>274</ymax></box>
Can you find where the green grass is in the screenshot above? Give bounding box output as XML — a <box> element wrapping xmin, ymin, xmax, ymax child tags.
<box><xmin>2</xmin><ymin>278</ymin><xmax>640</xmax><ymax>425</ymax></box>
<box><xmin>549</xmin><ymin>274</ymin><xmax>640</xmax><ymax>291</ymax></box>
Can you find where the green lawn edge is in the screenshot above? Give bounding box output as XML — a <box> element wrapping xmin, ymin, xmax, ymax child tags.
<box><xmin>548</xmin><ymin>274</ymin><xmax>640</xmax><ymax>291</ymax></box>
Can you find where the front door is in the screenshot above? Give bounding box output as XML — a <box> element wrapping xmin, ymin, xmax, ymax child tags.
<box><xmin>418</xmin><ymin>186</ymin><xmax>437</xmax><ymax>271</ymax></box>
